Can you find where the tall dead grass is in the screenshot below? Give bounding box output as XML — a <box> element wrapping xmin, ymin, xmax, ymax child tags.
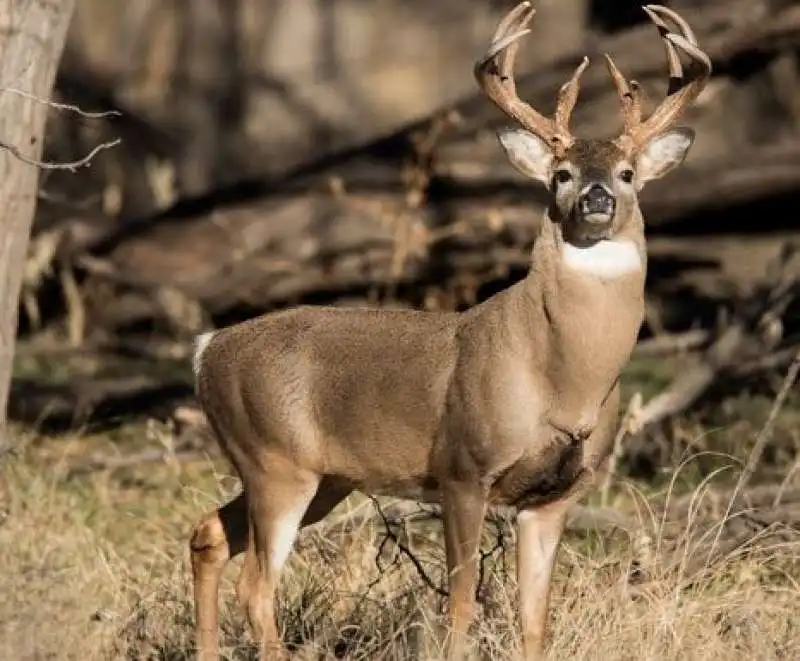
<box><xmin>0</xmin><ymin>425</ymin><xmax>798</xmax><ymax>660</ymax></box>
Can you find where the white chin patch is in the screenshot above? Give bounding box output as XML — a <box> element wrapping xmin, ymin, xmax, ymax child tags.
<box><xmin>581</xmin><ymin>212</ymin><xmax>613</xmax><ymax>225</ymax></box>
<box><xmin>562</xmin><ymin>239</ymin><xmax>642</xmax><ymax>280</ymax></box>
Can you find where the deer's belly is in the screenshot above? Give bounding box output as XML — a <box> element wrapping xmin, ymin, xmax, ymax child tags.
<box><xmin>363</xmin><ymin>480</ymin><xmax>442</xmax><ymax>504</ymax></box>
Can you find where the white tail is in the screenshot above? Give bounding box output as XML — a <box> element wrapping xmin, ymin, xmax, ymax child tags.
<box><xmin>191</xmin><ymin>331</ymin><xmax>216</xmax><ymax>377</ymax></box>
<box><xmin>188</xmin><ymin>3</ymin><xmax>710</xmax><ymax>660</ymax></box>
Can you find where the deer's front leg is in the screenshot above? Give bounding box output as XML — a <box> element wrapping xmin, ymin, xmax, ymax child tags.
<box><xmin>441</xmin><ymin>481</ymin><xmax>488</xmax><ymax>660</ymax></box>
<box><xmin>515</xmin><ymin>503</ymin><xmax>568</xmax><ymax>661</ymax></box>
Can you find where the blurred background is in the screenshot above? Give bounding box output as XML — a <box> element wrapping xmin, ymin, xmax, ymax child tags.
<box><xmin>10</xmin><ymin>0</ymin><xmax>800</xmax><ymax>468</ymax></box>
<box><xmin>4</xmin><ymin>3</ymin><xmax>800</xmax><ymax>658</ymax></box>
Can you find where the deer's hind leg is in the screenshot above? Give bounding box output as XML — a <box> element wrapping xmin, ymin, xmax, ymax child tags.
<box><xmin>234</xmin><ymin>476</ymin><xmax>352</xmax><ymax>641</ymax></box>
<box><xmin>191</xmin><ymin>492</ymin><xmax>249</xmax><ymax>661</ymax></box>
<box><xmin>237</xmin><ymin>458</ymin><xmax>356</xmax><ymax>658</ymax></box>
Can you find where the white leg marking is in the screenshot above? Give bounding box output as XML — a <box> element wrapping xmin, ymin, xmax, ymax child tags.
<box><xmin>192</xmin><ymin>331</ymin><xmax>216</xmax><ymax>376</ymax></box>
<box><xmin>562</xmin><ymin>239</ymin><xmax>642</xmax><ymax>280</ymax></box>
<box><xmin>517</xmin><ymin>510</ymin><xmax>562</xmax><ymax>569</ymax></box>
<box><xmin>269</xmin><ymin>503</ymin><xmax>307</xmax><ymax>573</ymax></box>
<box><xmin>516</xmin><ymin>508</ymin><xmax>566</xmax><ymax>654</ymax></box>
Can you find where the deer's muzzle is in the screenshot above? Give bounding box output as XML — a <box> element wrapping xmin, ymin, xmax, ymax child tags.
<box><xmin>578</xmin><ymin>183</ymin><xmax>615</xmax><ymax>220</ymax></box>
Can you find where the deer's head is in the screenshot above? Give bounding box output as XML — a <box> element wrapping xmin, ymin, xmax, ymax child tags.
<box><xmin>476</xmin><ymin>2</ymin><xmax>711</xmax><ymax>243</ymax></box>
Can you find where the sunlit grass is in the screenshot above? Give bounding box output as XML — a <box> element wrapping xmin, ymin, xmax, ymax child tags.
<box><xmin>1</xmin><ymin>413</ymin><xmax>798</xmax><ymax>660</ymax></box>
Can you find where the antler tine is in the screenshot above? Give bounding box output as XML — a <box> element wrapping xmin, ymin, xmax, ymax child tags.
<box><xmin>615</xmin><ymin>4</ymin><xmax>711</xmax><ymax>152</ymax></box>
<box><xmin>554</xmin><ymin>57</ymin><xmax>589</xmax><ymax>134</ymax></box>
<box><xmin>643</xmin><ymin>5</ymin><xmax>686</xmax><ymax>95</ymax></box>
<box><xmin>603</xmin><ymin>54</ymin><xmax>641</xmax><ymax>133</ymax></box>
<box><xmin>490</xmin><ymin>0</ymin><xmax>534</xmax><ymax>46</ymax></box>
<box><xmin>629</xmin><ymin>80</ymin><xmax>642</xmax><ymax>123</ymax></box>
<box><xmin>474</xmin><ymin>1</ymin><xmax>535</xmax><ymax>94</ymax></box>
<box><xmin>645</xmin><ymin>4</ymin><xmax>698</xmax><ymax>46</ymax></box>
<box><xmin>474</xmin><ymin>1</ymin><xmax>575</xmax><ymax>153</ymax></box>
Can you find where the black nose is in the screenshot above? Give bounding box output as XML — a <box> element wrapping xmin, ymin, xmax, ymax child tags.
<box><xmin>579</xmin><ymin>184</ymin><xmax>615</xmax><ymax>216</ymax></box>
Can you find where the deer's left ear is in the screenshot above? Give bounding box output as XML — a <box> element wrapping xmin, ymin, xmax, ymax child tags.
<box><xmin>635</xmin><ymin>127</ymin><xmax>695</xmax><ymax>189</ymax></box>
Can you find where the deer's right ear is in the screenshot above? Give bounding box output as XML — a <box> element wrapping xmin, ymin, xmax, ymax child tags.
<box><xmin>497</xmin><ymin>128</ymin><xmax>554</xmax><ymax>186</ymax></box>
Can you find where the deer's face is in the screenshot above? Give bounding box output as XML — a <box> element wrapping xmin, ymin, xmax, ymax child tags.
<box><xmin>497</xmin><ymin>127</ymin><xmax>694</xmax><ymax>242</ymax></box>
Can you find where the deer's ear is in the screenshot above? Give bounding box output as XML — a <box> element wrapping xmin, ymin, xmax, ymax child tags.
<box><xmin>636</xmin><ymin>127</ymin><xmax>694</xmax><ymax>188</ymax></box>
<box><xmin>497</xmin><ymin>128</ymin><xmax>554</xmax><ymax>186</ymax></box>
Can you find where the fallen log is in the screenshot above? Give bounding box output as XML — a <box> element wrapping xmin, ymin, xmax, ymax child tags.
<box><xmin>69</xmin><ymin>139</ymin><xmax>800</xmax><ymax>336</ymax></box>
<box><xmin>7</xmin><ymin>374</ymin><xmax>193</xmax><ymax>433</ymax></box>
<box><xmin>11</xmin><ymin>235</ymin><xmax>799</xmax><ymax>436</ymax></box>
<box><xmin>634</xmin><ymin>245</ymin><xmax>800</xmax><ymax>432</ymax></box>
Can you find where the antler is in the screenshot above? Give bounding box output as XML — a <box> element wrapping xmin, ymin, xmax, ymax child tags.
<box><xmin>607</xmin><ymin>4</ymin><xmax>712</xmax><ymax>153</ymax></box>
<box><xmin>474</xmin><ymin>1</ymin><xmax>588</xmax><ymax>156</ymax></box>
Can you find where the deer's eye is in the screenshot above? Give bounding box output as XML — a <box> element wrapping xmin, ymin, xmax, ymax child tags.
<box><xmin>619</xmin><ymin>169</ymin><xmax>635</xmax><ymax>184</ymax></box>
<box><xmin>554</xmin><ymin>170</ymin><xmax>572</xmax><ymax>185</ymax></box>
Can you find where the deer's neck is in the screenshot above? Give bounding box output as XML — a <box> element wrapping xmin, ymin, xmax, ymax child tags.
<box><xmin>512</xmin><ymin>211</ymin><xmax>647</xmax><ymax>426</ymax></box>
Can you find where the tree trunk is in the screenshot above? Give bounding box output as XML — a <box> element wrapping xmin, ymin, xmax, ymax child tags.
<box><xmin>0</xmin><ymin>0</ymin><xmax>77</xmax><ymax>440</ymax></box>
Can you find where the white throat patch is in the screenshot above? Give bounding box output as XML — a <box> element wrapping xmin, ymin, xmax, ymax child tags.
<box><xmin>562</xmin><ymin>239</ymin><xmax>642</xmax><ymax>280</ymax></box>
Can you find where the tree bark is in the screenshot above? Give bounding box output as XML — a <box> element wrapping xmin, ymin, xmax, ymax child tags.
<box><xmin>0</xmin><ymin>0</ymin><xmax>77</xmax><ymax>440</ymax></box>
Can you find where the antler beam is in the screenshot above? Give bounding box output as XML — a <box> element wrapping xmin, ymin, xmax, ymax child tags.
<box><xmin>473</xmin><ymin>0</ymin><xmax>588</xmax><ymax>156</ymax></box>
<box><xmin>609</xmin><ymin>4</ymin><xmax>712</xmax><ymax>152</ymax></box>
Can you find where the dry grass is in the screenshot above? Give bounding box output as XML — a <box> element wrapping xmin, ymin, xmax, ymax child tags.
<box><xmin>1</xmin><ymin>413</ymin><xmax>798</xmax><ymax>661</ymax></box>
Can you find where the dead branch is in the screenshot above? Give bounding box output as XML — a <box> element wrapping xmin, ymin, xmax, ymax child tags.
<box><xmin>326</xmin><ymin>499</ymin><xmax>635</xmax><ymax>536</ymax></box>
<box><xmin>368</xmin><ymin>495</ymin><xmax>448</xmax><ymax>597</ymax></box>
<box><xmin>729</xmin><ymin>350</ymin><xmax>800</xmax><ymax>509</ymax></box>
<box><xmin>634</xmin><ymin>245</ymin><xmax>800</xmax><ymax>430</ymax></box>
<box><xmin>66</xmin><ymin>446</ymin><xmax>204</xmax><ymax>477</ymax></box>
<box><xmin>600</xmin><ymin>393</ymin><xmax>644</xmax><ymax>506</ymax></box>
<box><xmin>633</xmin><ymin>330</ymin><xmax>710</xmax><ymax>357</ymax></box>
<box><xmin>0</xmin><ymin>87</ymin><xmax>120</xmax><ymax>172</ymax></box>
<box><xmin>8</xmin><ymin>375</ymin><xmax>193</xmax><ymax>432</ymax></box>
<box><xmin>0</xmin><ymin>136</ymin><xmax>121</xmax><ymax>172</ymax></box>
<box><xmin>702</xmin><ymin>350</ymin><xmax>800</xmax><ymax>563</ymax></box>
<box><xmin>634</xmin><ymin>324</ymin><xmax>748</xmax><ymax>429</ymax></box>
<box><xmin>0</xmin><ymin>87</ymin><xmax>121</xmax><ymax>119</ymax></box>
<box><xmin>667</xmin><ymin>484</ymin><xmax>800</xmax><ymax>521</ymax></box>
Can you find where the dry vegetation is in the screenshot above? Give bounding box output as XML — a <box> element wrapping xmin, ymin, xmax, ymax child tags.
<box><xmin>1</xmin><ymin>355</ymin><xmax>799</xmax><ymax>661</ymax></box>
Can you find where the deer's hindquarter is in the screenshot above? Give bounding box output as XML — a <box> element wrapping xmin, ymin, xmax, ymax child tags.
<box><xmin>198</xmin><ymin>307</ymin><xmax>457</xmax><ymax>492</ymax></box>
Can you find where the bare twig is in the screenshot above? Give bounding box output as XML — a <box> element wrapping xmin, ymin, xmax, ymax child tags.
<box><xmin>328</xmin><ymin>498</ymin><xmax>633</xmax><ymax>536</ymax></box>
<box><xmin>706</xmin><ymin>349</ymin><xmax>800</xmax><ymax>564</ymax></box>
<box><xmin>633</xmin><ymin>329</ymin><xmax>710</xmax><ymax>356</ymax></box>
<box><xmin>477</xmin><ymin>517</ymin><xmax>507</xmax><ymax>603</ymax></box>
<box><xmin>773</xmin><ymin>450</ymin><xmax>800</xmax><ymax>508</ymax></box>
<box><xmin>600</xmin><ymin>392</ymin><xmax>643</xmax><ymax>506</ymax></box>
<box><xmin>729</xmin><ymin>350</ymin><xmax>800</xmax><ymax>510</ymax></box>
<box><xmin>0</xmin><ymin>86</ymin><xmax>121</xmax><ymax>170</ymax></box>
<box><xmin>59</xmin><ymin>263</ymin><xmax>85</xmax><ymax>347</ymax></box>
<box><xmin>667</xmin><ymin>484</ymin><xmax>800</xmax><ymax>521</ymax></box>
<box><xmin>369</xmin><ymin>496</ymin><xmax>448</xmax><ymax>597</ymax></box>
<box><xmin>0</xmin><ymin>137</ymin><xmax>121</xmax><ymax>172</ymax></box>
<box><xmin>0</xmin><ymin>87</ymin><xmax>121</xmax><ymax>119</ymax></box>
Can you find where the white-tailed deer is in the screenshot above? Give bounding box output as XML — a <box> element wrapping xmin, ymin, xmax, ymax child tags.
<box><xmin>189</xmin><ymin>3</ymin><xmax>710</xmax><ymax>659</ymax></box>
